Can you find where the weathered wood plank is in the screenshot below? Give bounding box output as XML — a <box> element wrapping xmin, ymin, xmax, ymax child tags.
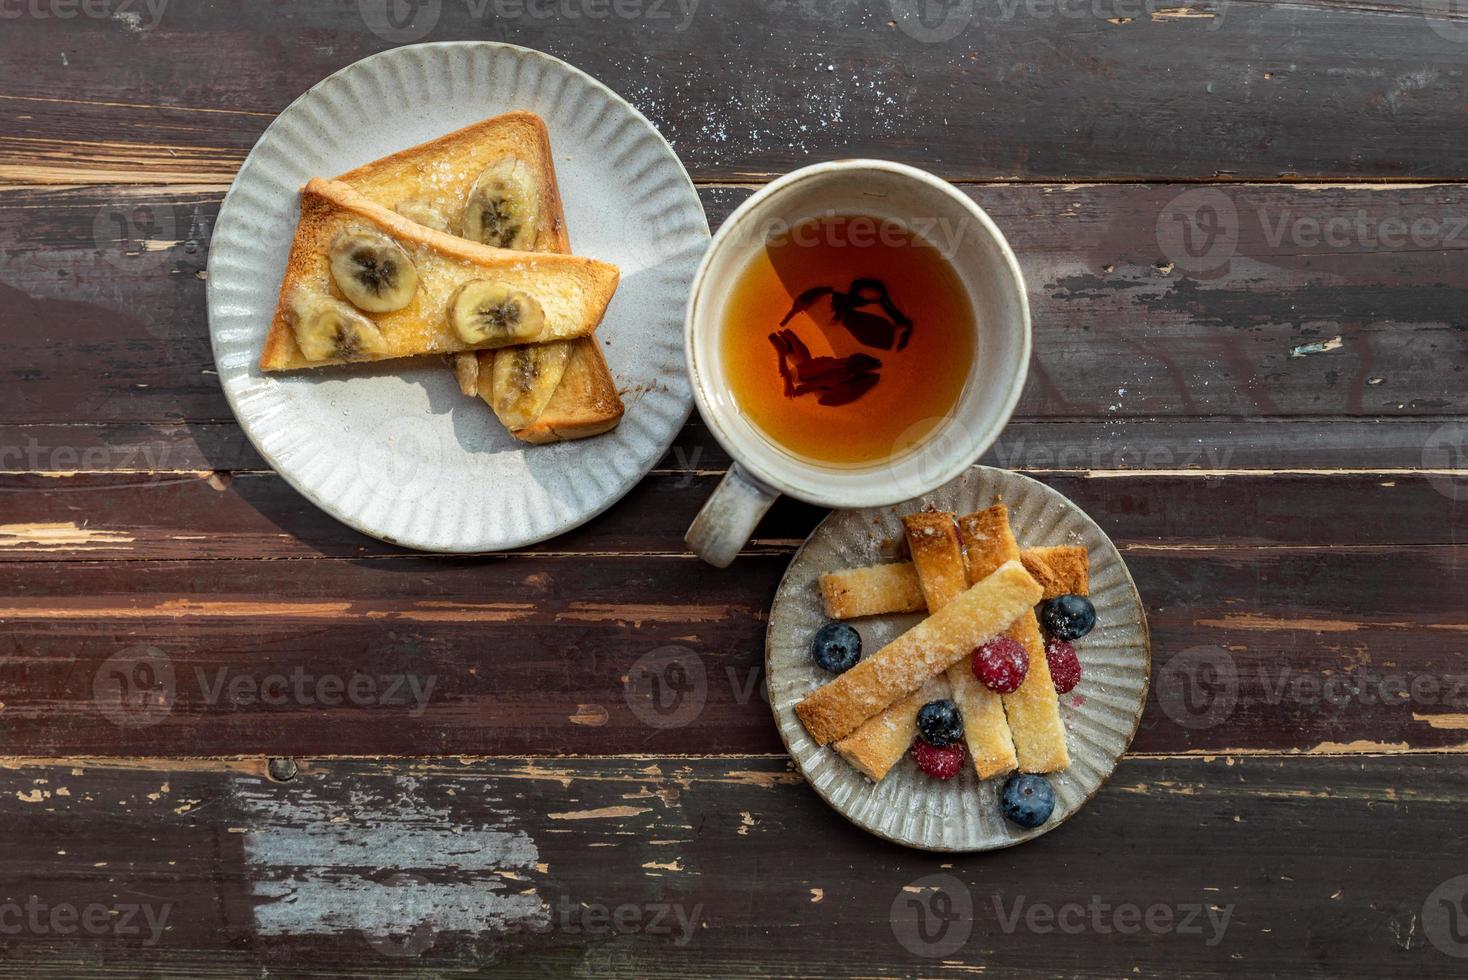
<box><xmin>1</xmin><ymin>544</ymin><xmax>1464</xmax><ymax>757</ymax></box>
<box><xmin>4</xmin><ymin>182</ymin><xmax>1466</xmax><ymax>430</ymax></box>
<box><xmin>0</xmin><ymin>471</ymin><xmax>1460</xmax><ymax>561</ymax></box>
<box><xmin>2</xmin><ymin>1</ymin><xmax>1467</xmax><ymax>182</ymax></box>
<box><xmin>5</xmin><ymin>416</ymin><xmax>1465</xmax><ymax>476</ymax></box>
<box><xmin>0</xmin><ymin>754</ymin><xmax>1464</xmax><ymax>976</ymax></box>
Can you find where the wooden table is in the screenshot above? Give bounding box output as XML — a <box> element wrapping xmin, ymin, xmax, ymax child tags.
<box><xmin>3</xmin><ymin>2</ymin><xmax>1466</xmax><ymax>975</ymax></box>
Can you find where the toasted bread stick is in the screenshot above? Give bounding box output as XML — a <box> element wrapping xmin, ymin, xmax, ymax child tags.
<box><xmin>796</xmin><ymin>560</ymin><xmax>1042</xmax><ymax>746</ymax></box>
<box><xmin>819</xmin><ymin>562</ymin><xmax>925</xmax><ymax>619</ymax></box>
<box><xmin>1019</xmin><ymin>545</ymin><xmax>1089</xmax><ymax>599</ymax></box>
<box><xmin>834</xmin><ymin>514</ymin><xmax>1018</xmax><ymax>780</ymax></box>
<box><xmin>819</xmin><ymin>545</ymin><xmax>1088</xmax><ymax>619</ymax></box>
<box><xmin>906</xmin><ymin>512</ymin><xmax>1019</xmax><ymax>780</ymax></box>
<box><xmin>959</xmin><ymin>505</ymin><xmax>1070</xmax><ymax>773</ymax></box>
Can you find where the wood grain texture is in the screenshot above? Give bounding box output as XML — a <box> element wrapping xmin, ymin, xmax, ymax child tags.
<box><xmin>0</xmin><ymin>755</ymin><xmax>1465</xmax><ymax>976</ymax></box>
<box><xmin>1</xmin><ymin>470</ymin><xmax>1460</xmax><ymax>560</ymax></box>
<box><xmin>3</xmin><ymin>182</ymin><xmax>1466</xmax><ymax>435</ymax></box>
<box><xmin>3</xmin><ymin>417</ymin><xmax>1464</xmax><ymax>476</ymax></box>
<box><xmin>1</xmin><ymin>534</ymin><xmax>1463</xmax><ymax>756</ymax></box>
<box><xmin>2</xmin><ymin>6</ymin><xmax>1466</xmax><ymax>973</ymax></box>
<box><xmin>3</xmin><ymin>1</ymin><xmax>1468</xmax><ymax>182</ymax></box>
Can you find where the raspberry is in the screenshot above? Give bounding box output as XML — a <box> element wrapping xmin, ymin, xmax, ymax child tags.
<box><xmin>1046</xmin><ymin>638</ymin><xmax>1082</xmax><ymax>693</ymax></box>
<box><xmin>911</xmin><ymin>738</ymin><xmax>965</xmax><ymax>780</ymax></box>
<box><xmin>972</xmin><ymin>636</ymin><xmax>1028</xmax><ymax>693</ymax></box>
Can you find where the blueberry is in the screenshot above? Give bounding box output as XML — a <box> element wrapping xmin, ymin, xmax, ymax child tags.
<box><xmin>1000</xmin><ymin>773</ymin><xmax>1055</xmax><ymax>829</ymax></box>
<box><xmin>917</xmin><ymin>699</ymin><xmax>963</xmax><ymax>747</ymax></box>
<box><xmin>1041</xmin><ymin>594</ymin><xmax>1096</xmax><ymax>641</ymax></box>
<box><xmin>811</xmin><ymin>622</ymin><xmax>861</xmax><ymax>673</ymax></box>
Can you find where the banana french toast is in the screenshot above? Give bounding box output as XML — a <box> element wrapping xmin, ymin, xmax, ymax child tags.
<box><xmin>333</xmin><ymin>110</ymin><xmax>624</xmax><ymax>442</ymax></box>
<box><xmin>260</xmin><ymin>178</ymin><xmax>619</xmax><ymax>372</ymax></box>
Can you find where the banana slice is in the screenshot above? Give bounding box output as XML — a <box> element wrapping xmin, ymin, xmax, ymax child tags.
<box><xmin>394</xmin><ymin>199</ymin><xmax>451</xmax><ymax>233</ymax></box>
<box><xmin>451</xmin><ymin>352</ymin><xmax>480</xmax><ymax>397</ymax></box>
<box><xmin>489</xmin><ymin>340</ymin><xmax>574</xmax><ymax>430</ymax></box>
<box><xmin>328</xmin><ymin>228</ymin><xmax>419</xmax><ymax>312</ymax></box>
<box><xmin>449</xmin><ymin>280</ymin><xmax>546</xmax><ymax>346</ymax></box>
<box><xmin>462</xmin><ymin>158</ymin><xmax>540</xmax><ymax>249</ymax></box>
<box><xmin>286</xmin><ymin>290</ymin><xmax>388</xmax><ymax>362</ymax></box>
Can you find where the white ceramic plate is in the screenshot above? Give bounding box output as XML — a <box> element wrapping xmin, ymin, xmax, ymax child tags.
<box><xmin>207</xmin><ymin>42</ymin><xmax>708</xmax><ymax>551</ymax></box>
<box><xmin>766</xmin><ymin>466</ymin><xmax>1150</xmax><ymax>851</ymax></box>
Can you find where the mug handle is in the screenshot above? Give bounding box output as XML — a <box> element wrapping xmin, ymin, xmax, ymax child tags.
<box><xmin>685</xmin><ymin>462</ymin><xmax>780</xmax><ymax>568</ymax></box>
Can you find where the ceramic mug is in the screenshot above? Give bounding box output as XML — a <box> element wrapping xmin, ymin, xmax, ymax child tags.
<box><xmin>683</xmin><ymin>160</ymin><xmax>1031</xmax><ymax>567</ymax></box>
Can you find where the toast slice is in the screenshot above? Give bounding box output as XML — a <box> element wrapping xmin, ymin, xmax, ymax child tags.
<box><xmin>260</xmin><ymin>179</ymin><xmax>619</xmax><ymax>372</ymax></box>
<box><xmin>334</xmin><ymin>110</ymin><xmax>571</xmax><ymax>253</ymax></box>
<box><xmin>1019</xmin><ymin>545</ymin><xmax>1090</xmax><ymax>598</ymax></box>
<box><xmin>796</xmin><ymin>560</ymin><xmax>1042</xmax><ymax>746</ymax></box>
<box><xmin>959</xmin><ymin>505</ymin><xmax>1070</xmax><ymax>773</ymax></box>
<box><xmin>833</xmin><ymin>514</ymin><xmax>1018</xmax><ymax>781</ymax></box>
<box><xmin>334</xmin><ymin>111</ymin><xmax>624</xmax><ymax>441</ymax></box>
<box><xmin>483</xmin><ymin>337</ymin><xmax>624</xmax><ymax>443</ymax></box>
<box><xmin>818</xmin><ymin>545</ymin><xmax>1089</xmax><ymax>620</ymax></box>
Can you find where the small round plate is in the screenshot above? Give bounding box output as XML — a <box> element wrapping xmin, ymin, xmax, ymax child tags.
<box><xmin>766</xmin><ymin>466</ymin><xmax>1150</xmax><ymax>851</ymax></box>
<box><xmin>207</xmin><ymin>42</ymin><xmax>708</xmax><ymax>551</ymax></box>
